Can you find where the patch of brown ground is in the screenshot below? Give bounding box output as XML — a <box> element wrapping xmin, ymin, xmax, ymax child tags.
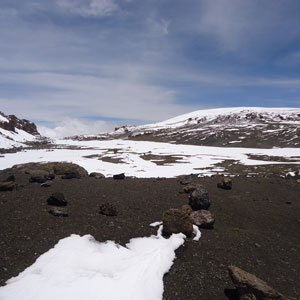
<box><xmin>0</xmin><ymin>173</ymin><xmax>299</xmax><ymax>299</ymax></box>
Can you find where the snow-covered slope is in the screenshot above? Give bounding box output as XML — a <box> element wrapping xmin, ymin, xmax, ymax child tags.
<box><xmin>108</xmin><ymin>107</ymin><xmax>300</xmax><ymax>148</ymax></box>
<box><xmin>0</xmin><ymin>111</ymin><xmax>42</xmax><ymax>149</ymax></box>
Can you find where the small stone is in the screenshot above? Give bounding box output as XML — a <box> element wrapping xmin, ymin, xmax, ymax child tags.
<box><xmin>286</xmin><ymin>201</ymin><xmax>292</xmax><ymax>205</ymax></box>
<box><xmin>189</xmin><ymin>188</ymin><xmax>210</xmax><ymax>210</ymax></box>
<box><xmin>228</xmin><ymin>265</ymin><xmax>287</xmax><ymax>300</ymax></box>
<box><xmin>99</xmin><ymin>203</ymin><xmax>117</xmax><ymax>216</ymax></box>
<box><xmin>49</xmin><ymin>207</ymin><xmax>68</xmax><ymax>217</ymax></box>
<box><xmin>47</xmin><ymin>192</ymin><xmax>67</xmax><ymax>206</ymax></box>
<box><xmin>41</xmin><ymin>182</ymin><xmax>51</xmax><ymax>188</ymax></box>
<box><xmin>180</xmin><ymin>178</ymin><xmax>193</xmax><ymax>185</ymax></box>
<box><xmin>190</xmin><ymin>210</ymin><xmax>215</xmax><ymax>229</ymax></box>
<box><xmin>217</xmin><ymin>178</ymin><xmax>232</xmax><ymax>190</ymax></box>
<box><xmin>162</xmin><ymin>208</ymin><xmax>193</xmax><ymax>237</ymax></box>
<box><xmin>183</xmin><ymin>184</ymin><xmax>202</xmax><ymax>193</ymax></box>
<box><xmin>0</xmin><ymin>181</ymin><xmax>15</xmax><ymax>191</ymax></box>
<box><xmin>45</xmin><ymin>173</ymin><xmax>55</xmax><ymax>180</ymax></box>
<box><xmin>113</xmin><ymin>173</ymin><xmax>125</xmax><ymax>180</ymax></box>
<box><xmin>89</xmin><ymin>172</ymin><xmax>105</xmax><ymax>179</ymax></box>
<box><xmin>254</xmin><ymin>243</ymin><xmax>261</xmax><ymax>248</ymax></box>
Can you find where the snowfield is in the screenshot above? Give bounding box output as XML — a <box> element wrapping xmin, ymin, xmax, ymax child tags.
<box><xmin>0</xmin><ymin>139</ymin><xmax>299</xmax><ymax>177</ymax></box>
<box><xmin>0</xmin><ymin>227</ymin><xmax>195</xmax><ymax>300</ymax></box>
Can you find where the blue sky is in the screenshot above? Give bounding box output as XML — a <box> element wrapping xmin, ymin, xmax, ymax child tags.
<box><xmin>0</xmin><ymin>0</ymin><xmax>300</xmax><ymax>136</ymax></box>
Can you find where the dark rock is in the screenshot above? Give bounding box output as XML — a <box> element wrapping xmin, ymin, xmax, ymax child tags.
<box><xmin>29</xmin><ymin>176</ymin><xmax>47</xmax><ymax>184</ymax></box>
<box><xmin>217</xmin><ymin>177</ymin><xmax>232</xmax><ymax>190</ymax></box>
<box><xmin>99</xmin><ymin>203</ymin><xmax>117</xmax><ymax>216</ymax></box>
<box><xmin>180</xmin><ymin>178</ymin><xmax>193</xmax><ymax>185</ymax></box>
<box><xmin>190</xmin><ymin>210</ymin><xmax>215</xmax><ymax>229</ymax></box>
<box><xmin>61</xmin><ymin>172</ymin><xmax>81</xmax><ymax>179</ymax></box>
<box><xmin>286</xmin><ymin>201</ymin><xmax>292</xmax><ymax>205</ymax></box>
<box><xmin>162</xmin><ymin>208</ymin><xmax>193</xmax><ymax>237</ymax></box>
<box><xmin>49</xmin><ymin>208</ymin><xmax>68</xmax><ymax>217</ymax></box>
<box><xmin>0</xmin><ymin>181</ymin><xmax>15</xmax><ymax>191</ymax></box>
<box><xmin>26</xmin><ymin>169</ymin><xmax>49</xmax><ymax>178</ymax></box>
<box><xmin>189</xmin><ymin>188</ymin><xmax>210</xmax><ymax>210</ymax></box>
<box><xmin>3</xmin><ymin>175</ymin><xmax>15</xmax><ymax>182</ymax></box>
<box><xmin>89</xmin><ymin>172</ymin><xmax>105</xmax><ymax>179</ymax></box>
<box><xmin>41</xmin><ymin>182</ymin><xmax>51</xmax><ymax>188</ymax></box>
<box><xmin>228</xmin><ymin>265</ymin><xmax>287</xmax><ymax>300</ymax></box>
<box><xmin>45</xmin><ymin>173</ymin><xmax>55</xmax><ymax>180</ymax></box>
<box><xmin>113</xmin><ymin>173</ymin><xmax>125</xmax><ymax>180</ymax></box>
<box><xmin>47</xmin><ymin>192</ymin><xmax>67</xmax><ymax>206</ymax></box>
<box><xmin>181</xmin><ymin>204</ymin><xmax>193</xmax><ymax>215</ymax></box>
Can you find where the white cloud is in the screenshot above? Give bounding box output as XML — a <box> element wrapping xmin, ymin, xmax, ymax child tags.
<box><xmin>57</xmin><ymin>0</ymin><xmax>119</xmax><ymax>17</ymax></box>
<box><xmin>38</xmin><ymin>118</ymin><xmax>116</xmax><ymax>138</ymax></box>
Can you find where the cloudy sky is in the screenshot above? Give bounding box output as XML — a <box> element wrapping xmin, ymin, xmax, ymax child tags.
<box><xmin>0</xmin><ymin>0</ymin><xmax>300</xmax><ymax>136</ymax></box>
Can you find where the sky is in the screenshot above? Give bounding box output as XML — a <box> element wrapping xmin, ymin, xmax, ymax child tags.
<box><xmin>0</xmin><ymin>0</ymin><xmax>300</xmax><ymax>137</ymax></box>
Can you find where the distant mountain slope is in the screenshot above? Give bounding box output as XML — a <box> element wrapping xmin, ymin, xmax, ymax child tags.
<box><xmin>0</xmin><ymin>111</ymin><xmax>42</xmax><ymax>149</ymax></box>
<box><xmin>109</xmin><ymin>107</ymin><xmax>300</xmax><ymax>148</ymax></box>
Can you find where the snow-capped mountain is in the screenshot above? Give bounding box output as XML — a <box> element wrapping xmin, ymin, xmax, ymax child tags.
<box><xmin>0</xmin><ymin>111</ymin><xmax>43</xmax><ymax>149</ymax></box>
<box><xmin>108</xmin><ymin>107</ymin><xmax>300</xmax><ymax>148</ymax></box>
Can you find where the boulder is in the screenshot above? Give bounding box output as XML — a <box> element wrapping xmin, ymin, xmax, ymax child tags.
<box><xmin>0</xmin><ymin>181</ymin><xmax>15</xmax><ymax>191</ymax></box>
<box><xmin>12</xmin><ymin>162</ymin><xmax>88</xmax><ymax>177</ymax></box>
<box><xmin>113</xmin><ymin>173</ymin><xmax>125</xmax><ymax>180</ymax></box>
<box><xmin>228</xmin><ymin>266</ymin><xmax>287</xmax><ymax>300</ymax></box>
<box><xmin>29</xmin><ymin>176</ymin><xmax>47</xmax><ymax>184</ymax></box>
<box><xmin>190</xmin><ymin>210</ymin><xmax>215</xmax><ymax>229</ymax></box>
<box><xmin>181</xmin><ymin>204</ymin><xmax>193</xmax><ymax>215</ymax></box>
<box><xmin>47</xmin><ymin>192</ymin><xmax>67</xmax><ymax>206</ymax></box>
<box><xmin>162</xmin><ymin>208</ymin><xmax>193</xmax><ymax>237</ymax></box>
<box><xmin>217</xmin><ymin>177</ymin><xmax>232</xmax><ymax>190</ymax></box>
<box><xmin>89</xmin><ymin>172</ymin><xmax>105</xmax><ymax>179</ymax></box>
<box><xmin>189</xmin><ymin>188</ymin><xmax>210</xmax><ymax>210</ymax></box>
<box><xmin>99</xmin><ymin>203</ymin><xmax>117</xmax><ymax>216</ymax></box>
<box><xmin>49</xmin><ymin>207</ymin><xmax>68</xmax><ymax>217</ymax></box>
<box><xmin>3</xmin><ymin>175</ymin><xmax>15</xmax><ymax>182</ymax></box>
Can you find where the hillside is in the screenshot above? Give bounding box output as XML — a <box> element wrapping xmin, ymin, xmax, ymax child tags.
<box><xmin>0</xmin><ymin>111</ymin><xmax>44</xmax><ymax>150</ymax></box>
<box><xmin>106</xmin><ymin>107</ymin><xmax>300</xmax><ymax>148</ymax></box>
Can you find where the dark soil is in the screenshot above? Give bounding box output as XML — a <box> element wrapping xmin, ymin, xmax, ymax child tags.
<box><xmin>0</xmin><ymin>172</ymin><xmax>299</xmax><ymax>299</ymax></box>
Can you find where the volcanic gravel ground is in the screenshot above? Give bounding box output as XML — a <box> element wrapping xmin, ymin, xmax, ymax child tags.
<box><xmin>0</xmin><ymin>173</ymin><xmax>299</xmax><ymax>300</ymax></box>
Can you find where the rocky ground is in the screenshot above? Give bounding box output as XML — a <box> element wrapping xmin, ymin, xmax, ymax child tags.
<box><xmin>0</xmin><ymin>169</ymin><xmax>299</xmax><ymax>299</ymax></box>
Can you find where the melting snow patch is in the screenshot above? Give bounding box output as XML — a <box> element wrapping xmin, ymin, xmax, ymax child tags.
<box><xmin>0</xmin><ymin>230</ymin><xmax>189</xmax><ymax>300</ymax></box>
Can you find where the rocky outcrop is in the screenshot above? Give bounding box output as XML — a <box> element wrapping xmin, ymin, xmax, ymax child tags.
<box><xmin>113</xmin><ymin>173</ymin><xmax>125</xmax><ymax>180</ymax></box>
<box><xmin>162</xmin><ymin>208</ymin><xmax>193</xmax><ymax>237</ymax></box>
<box><xmin>228</xmin><ymin>266</ymin><xmax>287</xmax><ymax>300</ymax></box>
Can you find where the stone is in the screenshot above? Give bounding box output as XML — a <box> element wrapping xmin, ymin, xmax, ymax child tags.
<box><xmin>162</xmin><ymin>208</ymin><xmax>193</xmax><ymax>237</ymax></box>
<box><xmin>181</xmin><ymin>204</ymin><xmax>193</xmax><ymax>215</ymax></box>
<box><xmin>217</xmin><ymin>177</ymin><xmax>232</xmax><ymax>190</ymax></box>
<box><xmin>49</xmin><ymin>208</ymin><xmax>68</xmax><ymax>217</ymax></box>
<box><xmin>41</xmin><ymin>182</ymin><xmax>51</xmax><ymax>188</ymax></box>
<box><xmin>189</xmin><ymin>188</ymin><xmax>210</xmax><ymax>210</ymax></box>
<box><xmin>3</xmin><ymin>175</ymin><xmax>15</xmax><ymax>182</ymax></box>
<box><xmin>184</xmin><ymin>184</ymin><xmax>202</xmax><ymax>193</ymax></box>
<box><xmin>190</xmin><ymin>210</ymin><xmax>215</xmax><ymax>229</ymax></box>
<box><xmin>0</xmin><ymin>181</ymin><xmax>15</xmax><ymax>191</ymax></box>
<box><xmin>228</xmin><ymin>265</ymin><xmax>287</xmax><ymax>300</ymax></box>
<box><xmin>89</xmin><ymin>172</ymin><xmax>105</xmax><ymax>179</ymax></box>
<box><xmin>180</xmin><ymin>177</ymin><xmax>193</xmax><ymax>185</ymax></box>
<box><xmin>99</xmin><ymin>203</ymin><xmax>117</xmax><ymax>216</ymax></box>
<box><xmin>61</xmin><ymin>171</ymin><xmax>81</xmax><ymax>179</ymax></box>
<box><xmin>47</xmin><ymin>192</ymin><xmax>67</xmax><ymax>206</ymax></box>
<box><xmin>29</xmin><ymin>176</ymin><xmax>47</xmax><ymax>184</ymax></box>
<box><xmin>45</xmin><ymin>173</ymin><xmax>55</xmax><ymax>180</ymax></box>
<box><xmin>113</xmin><ymin>173</ymin><xmax>125</xmax><ymax>180</ymax></box>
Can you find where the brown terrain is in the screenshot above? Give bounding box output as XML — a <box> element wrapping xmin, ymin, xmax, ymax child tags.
<box><xmin>0</xmin><ymin>167</ymin><xmax>299</xmax><ymax>299</ymax></box>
